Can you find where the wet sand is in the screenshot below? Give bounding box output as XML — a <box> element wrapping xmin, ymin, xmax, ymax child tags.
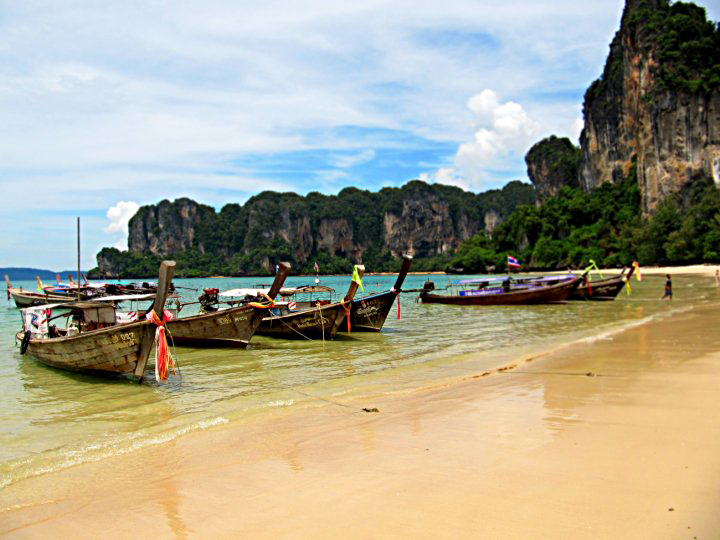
<box><xmin>2</xmin><ymin>292</ymin><xmax>720</xmax><ymax>538</ymax></box>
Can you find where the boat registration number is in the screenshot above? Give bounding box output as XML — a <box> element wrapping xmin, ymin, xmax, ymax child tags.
<box><xmin>109</xmin><ymin>332</ymin><xmax>137</xmax><ymax>347</ymax></box>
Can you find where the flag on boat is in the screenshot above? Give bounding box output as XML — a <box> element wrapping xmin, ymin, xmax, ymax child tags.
<box><xmin>288</xmin><ymin>300</ymin><xmax>297</xmax><ymax>310</ymax></box>
<box><xmin>313</xmin><ymin>261</ymin><xmax>319</xmax><ymax>273</ymax></box>
<box><xmin>507</xmin><ymin>255</ymin><xmax>521</xmax><ymax>269</ymax></box>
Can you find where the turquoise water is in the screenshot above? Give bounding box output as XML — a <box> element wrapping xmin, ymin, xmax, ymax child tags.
<box><xmin>0</xmin><ymin>272</ymin><xmax>716</xmax><ymax>489</ymax></box>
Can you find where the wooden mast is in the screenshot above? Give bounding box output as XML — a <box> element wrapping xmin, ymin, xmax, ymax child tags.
<box><xmin>266</xmin><ymin>262</ymin><xmax>292</xmax><ymax>300</ymax></box>
<box><xmin>133</xmin><ymin>260</ymin><xmax>176</xmax><ymax>381</ymax></box>
<box><xmin>343</xmin><ymin>265</ymin><xmax>365</xmax><ymax>302</ymax></box>
<box><xmin>76</xmin><ymin>217</ymin><xmax>81</xmax><ymax>302</ymax></box>
<box><xmin>392</xmin><ymin>255</ymin><xmax>413</xmax><ymax>292</ymax></box>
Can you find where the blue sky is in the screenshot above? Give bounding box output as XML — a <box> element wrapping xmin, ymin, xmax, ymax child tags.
<box><xmin>1</xmin><ymin>0</ymin><xmax>718</xmax><ymax>269</ymax></box>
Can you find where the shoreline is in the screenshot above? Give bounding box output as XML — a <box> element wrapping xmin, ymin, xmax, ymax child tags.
<box><xmin>90</xmin><ymin>264</ymin><xmax>720</xmax><ymax>281</ymax></box>
<box><xmin>2</xmin><ymin>296</ymin><xmax>720</xmax><ymax>537</ymax></box>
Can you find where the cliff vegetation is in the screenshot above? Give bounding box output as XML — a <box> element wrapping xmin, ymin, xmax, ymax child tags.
<box><xmin>94</xmin><ymin>181</ymin><xmax>535</xmax><ymax>277</ymax></box>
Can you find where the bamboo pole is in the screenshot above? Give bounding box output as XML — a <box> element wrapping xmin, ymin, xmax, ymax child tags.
<box><xmin>77</xmin><ymin>217</ymin><xmax>81</xmax><ymax>302</ymax></box>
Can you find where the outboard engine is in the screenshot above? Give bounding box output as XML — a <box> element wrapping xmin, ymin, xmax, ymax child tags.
<box><xmin>199</xmin><ymin>288</ymin><xmax>220</xmax><ymax>313</ymax></box>
<box><xmin>421</xmin><ymin>279</ymin><xmax>435</xmax><ymax>292</ymax></box>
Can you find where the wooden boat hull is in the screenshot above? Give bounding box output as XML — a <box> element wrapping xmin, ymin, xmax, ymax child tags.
<box><xmin>341</xmin><ymin>254</ymin><xmax>411</xmax><ymax>332</ymax></box>
<box><xmin>569</xmin><ymin>277</ymin><xmax>627</xmax><ymax>301</ymax></box>
<box><xmin>10</xmin><ymin>289</ymin><xmax>74</xmax><ymax>308</ymax></box>
<box><xmin>420</xmin><ymin>278</ymin><xmax>581</xmax><ymax>305</ymax></box>
<box><xmin>17</xmin><ymin>320</ymin><xmax>152</xmax><ymax>377</ymax></box>
<box><xmin>343</xmin><ymin>290</ymin><xmax>398</xmax><ymax>332</ymax></box>
<box><xmin>167</xmin><ymin>305</ymin><xmax>262</xmax><ymax>348</ymax></box>
<box><xmin>257</xmin><ymin>303</ymin><xmax>346</xmax><ymax>339</ymax></box>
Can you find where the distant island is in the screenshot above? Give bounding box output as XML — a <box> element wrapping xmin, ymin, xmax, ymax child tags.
<box><xmin>2</xmin><ymin>268</ymin><xmax>89</xmax><ymax>281</ymax></box>
<box><xmin>92</xmin><ymin>0</ymin><xmax>720</xmax><ymax>279</ymax></box>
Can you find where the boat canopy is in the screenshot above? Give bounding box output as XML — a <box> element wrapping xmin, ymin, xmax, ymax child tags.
<box><xmin>454</xmin><ymin>273</ymin><xmax>577</xmax><ymax>285</ymax></box>
<box><xmin>220</xmin><ymin>285</ymin><xmax>333</xmax><ymax>297</ymax></box>
<box><xmin>453</xmin><ymin>276</ymin><xmax>510</xmax><ymax>285</ymax></box>
<box><xmin>92</xmin><ymin>293</ymin><xmax>159</xmax><ymax>302</ymax></box>
<box><xmin>289</xmin><ymin>285</ymin><xmax>334</xmax><ymax>294</ymax></box>
<box><xmin>219</xmin><ymin>288</ymin><xmax>272</xmax><ymax>297</ymax></box>
<box><xmin>21</xmin><ymin>302</ymin><xmax>117</xmax><ymax>335</ymax></box>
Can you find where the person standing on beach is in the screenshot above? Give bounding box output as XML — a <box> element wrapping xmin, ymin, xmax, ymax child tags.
<box><xmin>716</xmin><ymin>269</ymin><xmax>719</xmax><ymax>288</ymax></box>
<box><xmin>662</xmin><ymin>274</ymin><xmax>672</xmax><ymax>300</ymax></box>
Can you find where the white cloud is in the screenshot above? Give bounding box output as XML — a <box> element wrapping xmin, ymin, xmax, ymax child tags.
<box><xmin>460</xmin><ymin>89</ymin><xmax>540</xmax><ymax>164</ymax></box>
<box><xmin>424</xmin><ymin>89</ymin><xmax>540</xmax><ymax>191</ymax></box>
<box><xmin>419</xmin><ymin>167</ymin><xmax>470</xmax><ymax>190</ymax></box>
<box><xmin>571</xmin><ymin>116</ymin><xmax>585</xmax><ymax>143</ymax></box>
<box><xmin>104</xmin><ymin>201</ymin><xmax>139</xmax><ymax>249</ymax></box>
<box><xmin>0</xmin><ymin>0</ymin><xmax>644</xmax><ymax>266</ymax></box>
<box><xmin>332</xmin><ymin>149</ymin><xmax>376</xmax><ymax>168</ymax></box>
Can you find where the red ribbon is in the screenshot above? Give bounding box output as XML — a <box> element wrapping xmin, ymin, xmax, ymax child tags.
<box><xmin>392</xmin><ymin>287</ymin><xmax>401</xmax><ymax>320</ymax></box>
<box><xmin>340</xmin><ymin>300</ymin><xmax>351</xmax><ymax>332</ymax></box>
<box><xmin>146</xmin><ymin>309</ymin><xmax>176</xmax><ymax>382</ymax></box>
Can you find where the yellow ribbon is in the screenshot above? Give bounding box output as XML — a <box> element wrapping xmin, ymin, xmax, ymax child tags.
<box><xmin>352</xmin><ymin>265</ymin><xmax>364</xmax><ymax>292</ymax></box>
<box><xmin>248</xmin><ymin>294</ymin><xmax>276</xmax><ymax>309</ymax></box>
<box><xmin>584</xmin><ymin>259</ymin><xmax>604</xmax><ymax>279</ymax></box>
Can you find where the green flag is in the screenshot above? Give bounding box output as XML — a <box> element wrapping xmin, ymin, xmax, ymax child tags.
<box><xmin>352</xmin><ymin>265</ymin><xmax>364</xmax><ymax>292</ymax></box>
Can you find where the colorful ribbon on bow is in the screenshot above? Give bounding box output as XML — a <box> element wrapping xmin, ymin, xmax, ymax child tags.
<box><xmin>352</xmin><ymin>266</ymin><xmax>364</xmax><ymax>292</ymax></box>
<box><xmin>584</xmin><ymin>259</ymin><xmax>604</xmax><ymax>279</ymax></box>
<box><xmin>392</xmin><ymin>286</ymin><xmax>401</xmax><ymax>320</ymax></box>
<box><xmin>248</xmin><ymin>294</ymin><xmax>275</xmax><ymax>309</ymax></box>
<box><xmin>340</xmin><ymin>299</ymin><xmax>352</xmax><ymax>332</ymax></box>
<box><xmin>624</xmin><ymin>275</ymin><xmax>632</xmax><ymax>295</ymax></box>
<box><xmin>632</xmin><ymin>261</ymin><xmax>642</xmax><ymax>281</ymax></box>
<box><xmin>146</xmin><ymin>309</ymin><xmax>176</xmax><ymax>382</ymax></box>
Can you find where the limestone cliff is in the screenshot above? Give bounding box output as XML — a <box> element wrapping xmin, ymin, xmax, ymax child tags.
<box><xmin>98</xmin><ymin>180</ymin><xmax>535</xmax><ymax>276</ymax></box>
<box><xmin>579</xmin><ymin>0</ymin><xmax>720</xmax><ymax>213</ymax></box>
<box><xmin>128</xmin><ymin>198</ymin><xmax>215</xmax><ymax>255</ymax></box>
<box><xmin>525</xmin><ymin>136</ymin><xmax>581</xmax><ymax>204</ymax></box>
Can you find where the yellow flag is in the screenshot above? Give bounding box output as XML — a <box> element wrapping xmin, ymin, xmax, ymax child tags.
<box><xmin>352</xmin><ymin>265</ymin><xmax>364</xmax><ymax>292</ymax></box>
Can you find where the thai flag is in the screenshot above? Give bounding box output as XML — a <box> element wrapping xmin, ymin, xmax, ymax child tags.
<box><xmin>507</xmin><ymin>255</ymin><xmax>521</xmax><ymax>268</ymax></box>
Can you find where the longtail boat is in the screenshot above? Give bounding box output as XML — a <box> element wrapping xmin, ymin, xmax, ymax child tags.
<box><xmin>5</xmin><ymin>275</ymin><xmax>77</xmax><ymax>308</ymax></box>
<box><xmin>419</xmin><ymin>274</ymin><xmax>583</xmax><ymax>305</ymax></box>
<box><xmin>513</xmin><ymin>266</ymin><xmax>635</xmax><ymax>301</ymax></box>
<box><xmin>257</xmin><ymin>266</ymin><xmax>365</xmax><ymax>339</ymax></box>
<box><xmin>15</xmin><ymin>261</ymin><xmax>176</xmax><ymax>381</ymax></box>
<box><xmin>167</xmin><ymin>262</ymin><xmax>291</xmax><ymax>347</ymax></box>
<box><xmin>340</xmin><ymin>255</ymin><xmax>412</xmax><ymax>332</ymax></box>
<box><xmin>569</xmin><ymin>265</ymin><xmax>635</xmax><ymax>300</ymax></box>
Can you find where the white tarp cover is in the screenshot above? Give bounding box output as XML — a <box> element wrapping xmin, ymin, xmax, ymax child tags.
<box><xmin>219</xmin><ymin>288</ymin><xmax>272</xmax><ymax>297</ymax></box>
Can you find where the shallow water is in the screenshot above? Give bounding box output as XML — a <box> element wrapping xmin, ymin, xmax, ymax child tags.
<box><xmin>0</xmin><ymin>271</ymin><xmax>716</xmax><ymax>488</ymax></box>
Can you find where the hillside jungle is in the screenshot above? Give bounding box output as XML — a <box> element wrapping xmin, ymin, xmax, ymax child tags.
<box><xmin>92</xmin><ymin>161</ymin><xmax>720</xmax><ymax>278</ymax></box>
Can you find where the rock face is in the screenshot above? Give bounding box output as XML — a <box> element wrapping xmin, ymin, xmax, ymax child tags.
<box><xmin>128</xmin><ymin>198</ymin><xmax>215</xmax><ymax>255</ymax></box>
<box><xmin>525</xmin><ymin>136</ymin><xmax>581</xmax><ymax>204</ymax></box>
<box><xmin>103</xmin><ymin>180</ymin><xmax>536</xmax><ymax>273</ymax></box>
<box><xmin>383</xmin><ymin>194</ymin><xmax>463</xmax><ymax>258</ymax></box>
<box><xmin>579</xmin><ymin>0</ymin><xmax>720</xmax><ymax>213</ymax></box>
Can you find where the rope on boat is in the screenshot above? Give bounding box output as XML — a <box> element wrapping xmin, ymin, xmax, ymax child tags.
<box><xmin>265</xmin><ymin>311</ymin><xmax>314</xmax><ymax>341</ymax></box>
<box><xmin>319</xmin><ymin>306</ymin><xmax>325</xmax><ymax>345</ymax></box>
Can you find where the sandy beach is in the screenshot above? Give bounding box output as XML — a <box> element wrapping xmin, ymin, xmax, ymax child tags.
<box><xmin>1</xmin><ymin>269</ymin><xmax>720</xmax><ymax>539</ymax></box>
